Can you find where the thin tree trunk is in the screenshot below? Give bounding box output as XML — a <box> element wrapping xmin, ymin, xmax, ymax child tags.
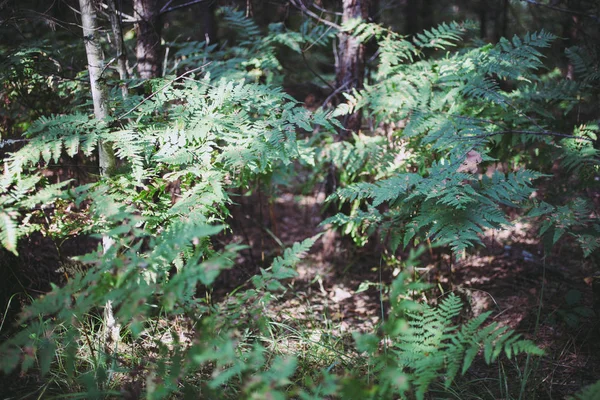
<box><xmin>200</xmin><ymin>2</ymin><xmax>217</xmax><ymax>44</ymax></box>
<box><xmin>107</xmin><ymin>0</ymin><xmax>129</xmax><ymax>97</ymax></box>
<box><xmin>405</xmin><ymin>0</ymin><xmax>420</xmax><ymax>35</ymax></box>
<box><xmin>420</xmin><ymin>0</ymin><xmax>434</xmax><ymax>32</ymax></box>
<box><xmin>564</xmin><ymin>1</ymin><xmax>582</xmax><ymax>80</ymax></box>
<box><xmin>336</xmin><ymin>0</ymin><xmax>370</xmax><ymax>137</ymax></box>
<box><xmin>134</xmin><ymin>0</ymin><xmax>162</xmax><ymax>79</ymax></box>
<box><xmin>78</xmin><ymin>0</ymin><xmax>119</xmax><ymax>348</ymax></box>
<box><xmin>501</xmin><ymin>0</ymin><xmax>509</xmax><ymax>39</ymax></box>
<box><xmin>79</xmin><ymin>0</ymin><xmax>116</xmax><ymax>176</ymax></box>
<box><xmin>479</xmin><ymin>0</ymin><xmax>488</xmax><ymax>40</ymax></box>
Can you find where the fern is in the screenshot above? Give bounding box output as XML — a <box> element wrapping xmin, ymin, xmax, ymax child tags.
<box><xmin>0</xmin><ymin>211</ymin><xmax>17</xmax><ymax>254</ymax></box>
<box><xmin>391</xmin><ymin>293</ymin><xmax>542</xmax><ymax>399</ymax></box>
<box><xmin>412</xmin><ymin>22</ymin><xmax>465</xmax><ymax>50</ymax></box>
<box><xmin>252</xmin><ymin>234</ymin><xmax>321</xmax><ymax>292</ymax></box>
<box><xmin>329</xmin><ymin>24</ymin><xmax>599</xmax><ymax>257</ymax></box>
<box><xmin>6</xmin><ymin>113</ymin><xmax>101</xmax><ymax>175</ymax></box>
<box><xmin>569</xmin><ymin>379</ymin><xmax>600</xmax><ymax>400</ymax></box>
<box><xmin>566</xmin><ymin>46</ymin><xmax>600</xmax><ymax>82</ymax></box>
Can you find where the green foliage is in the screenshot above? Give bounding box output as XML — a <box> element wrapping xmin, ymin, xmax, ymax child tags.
<box><xmin>352</xmin><ymin>271</ymin><xmax>542</xmax><ymax>399</ymax></box>
<box><xmin>0</xmin><ymin>44</ymin><xmax>86</xmax><ymax>137</ymax></box>
<box><xmin>0</xmin><ymin>32</ymin><xmax>339</xmax><ymax>395</ymax></box>
<box><xmin>565</xmin><ymin>46</ymin><xmax>600</xmax><ymax>83</ymax></box>
<box><xmin>167</xmin><ymin>7</ymin><xmax>312</xmax><ymax>85</ymax></box>
<box><xmin>569</xmin><ymin>379</ymin><xmax>600</xmax><ymax>400</ymax></box>
<box><xmin>1</xmin><ymin>7</ymin><xmax>597</xmax><ymax>398</ymax></box>
<box><xmin>327</xmin><ymin>22</ymin><xmax>600</xmax><ymax>257</ymax></box>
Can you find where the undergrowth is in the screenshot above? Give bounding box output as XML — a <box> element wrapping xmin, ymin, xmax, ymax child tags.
<box><xmin>0</xmin><ymin>8</ymin><xmax>598</xmax><ymax>400</ymax></box>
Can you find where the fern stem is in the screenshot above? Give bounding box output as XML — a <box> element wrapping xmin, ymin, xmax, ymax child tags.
<box><xmin>379</xmin><ymin>255</ymin><xmax>387</xmax><ymax>354</ymax></box>
<box><xmin>519</xmin><ymin>256</ymin><xmax>546</xmax><ymax>400</ymax></box>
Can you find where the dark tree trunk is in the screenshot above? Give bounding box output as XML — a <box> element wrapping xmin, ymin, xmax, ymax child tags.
<box><xmin>134</xmin><ymin>0</ymin><xmax>162</xmax><ymax>79</ymax></box>
<box><xmin>563</xmin><ymin>1</ymin><xmax>583</xmax><ymax>80</ymax></box>
<box><xmin>501</xmin><ymin>0</ymin><xmax>509</xmax><ymax>39</ymax></box>
<box><xmin>479</xmin><ymin>0</ymin><xmax>487</xmax><ymax>39</ymax></box>
<box><xmin>420</xmin><ymin>0</ymin><xmax>434</xmax><ymax>32</ymax></box>
<box><xmin>200</xmin><ymin>2</ymin><xmax>217</xmax><ymax>44</ymax></box>
<box><xmin>336</xmin><ymin>0</ymin><xmax>370</xmax><ymax>137</ymax></box>
<box><xmin>405</xmin><ymin>0</ymin><xmax>420</xmax><ymax>35</ymax></box>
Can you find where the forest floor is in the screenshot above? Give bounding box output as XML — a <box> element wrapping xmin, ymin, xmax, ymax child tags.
<box><xmin>218</xmin><ymin>183</ymin><xmax>600</xmax><ymax>399</ymax></box>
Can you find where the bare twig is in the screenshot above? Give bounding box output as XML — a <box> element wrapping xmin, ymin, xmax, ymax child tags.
<box><xmin>322</xmin><ymin>81</ymin><xmax>349</xmax><ymax>108</ymax></box>
<box><xmin>462</xmin><ymin>129</ymin><xmax>596</xmax><ymax>142</ymax></box>
<box><xmin>159</xmin><ymin>0</ymin><xmax>211</xmax><ymax>15</ymax></box>
<box><xmin>99</xmin><ymin>2</ymin><xmax>136</xmax><ymax>23</ymax></box>
<box><xmin>520</xmin><ymin>0</ymin><xmax>600</xmax><ymax>23</ymax></box>
<box><xmin>118</xmin><ymin>65</ymin><xmax>206</xmax><ymax>119</ymax></box>
<box><xmin>160</xmin><ymin>0</ymin><xmax>176</xmax><ymax>13</ymax></box>
<box><xmin>0</xmin><ymin>139</ymin><xmax>30</xmax><ymax>148</ymax></box>
<box><xmin>300</xmin><ymin>50</ymin><xmax>335</xmax><ymax>91</ymax></box>
<box><xmin>290</xmin><ymin>0</ymin><xmax>341</xmax><ymax>30</ymax></box>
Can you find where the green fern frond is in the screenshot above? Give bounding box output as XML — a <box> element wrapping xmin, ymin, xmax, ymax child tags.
<box><xmin>388</xmin><ymin>293</ymin><xmax>542</xmax><ymax>399</ymax></box>
<box><xmin>566</xmin><ymin>46</ymin><xmax>600</xmax><ymax>82</ymax></box>
<box><xmin>0</xmin><ymin>211</ymin><xmax>18</xmax><ymax>255</ymax></box>
<box><xmin>8</xmin><ymin>113</ymin><xmax>101</xmax><ymax>175</ymax></box>
<box><xmin>220</xmin><ymin>7</ymin><xmax>261</xmax><ymax>42</ymax></box>
<box><xmin>569</xmin><ymin>379</ymin><xmax>600</xmax><ymax>400</ymax></box>
<box><xmin>412</xmin><ymin>22</ymin><xmax>464</xmax><ymax>50</ymax></box>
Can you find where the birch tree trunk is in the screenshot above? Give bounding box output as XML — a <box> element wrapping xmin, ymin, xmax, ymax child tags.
<box><xmin>134</xmin><ymin>0</ymin><xmax>162</xmax><ymax>79</ymax></box>
<box><xmin>79</xmin><ymin>0</ymin><xmax>117</xmax><ymax>177</ymax></box>
<box><xmin>336</xmin><ymin>0</ymin><xmax>370</xmax><ymax>137</ymax></box>
<box><xmin>78</xmin><ymin>0</ymin><xmax>119</xmax><ymax>347</ymax></box>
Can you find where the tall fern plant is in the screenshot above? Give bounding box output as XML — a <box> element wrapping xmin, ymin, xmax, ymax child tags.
<box><xmin>327</xmin><ymin>21</ymin><xmax>600</xmax><ymax>256</ymax></box>
<box><xmin>352</xmin><ymin>269</ymin><xmax>543</xmax><ymax>399</ymax></box>
<box><xmin>0</xmin><ymin>68</ymin><xmax>336</xmax><ymax>394</ymax></box>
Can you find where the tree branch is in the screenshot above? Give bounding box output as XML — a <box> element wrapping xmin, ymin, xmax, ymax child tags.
<box><xmin>290</xmin><ymin>0</ymin><xmax>342</xmax><ymax>30</ymax></box>
<box><xmin>99</xmin><ymin>2</ymin><xmax>136</xmax><ymax>23</ymax></box>
<box><xmin>118</xmin><ymin>65</ymin><xmax>207</xmax><ymax>119</ymax></box>
<box><xmin>159</xmin><ymin>0</ymin><xmax>211</xmax><ymax>15</ymax></box>
<box><xmin>463</xmin><ymin>129</ymin><xmax>596</xmax><ymax>142</ymax></box>
<box><xmin>519</xmin><ymin>0</ymin><xmax>600</xmax><ymax>23</ymax></box>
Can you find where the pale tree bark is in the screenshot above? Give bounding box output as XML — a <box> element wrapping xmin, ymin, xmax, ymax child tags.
<box><xmin>79</xmin><ymin>0</ymin><xmax>117</xmax><ymax>176</ymax></box>
<box><xmin>134</xmin><ymin>0</ymin><xmax>162</xmax><ymax>78</ymax></box>
<box><xmin>336</xmin><ymin>0</ymin><xmax>370</xmax><ymax>137</ymax></box>
<box><xmin>78</xmin><ymin>0</ymin><xmax>119</xmax><ymax>347</ymax></box>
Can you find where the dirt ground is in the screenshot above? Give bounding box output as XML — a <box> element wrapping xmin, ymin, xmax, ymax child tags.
<box><xmin>222</xmin><ymin>184</ymin><xmax>600</xmax><ymax>399</ymax></box>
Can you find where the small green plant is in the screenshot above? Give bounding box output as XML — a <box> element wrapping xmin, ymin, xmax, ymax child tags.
<box><xmin>548</xmin><ymin>288</ymin><xmax>596</xmax><ymax>328</ymax></box>
<box><xmin>351</xmin><ymin>266</ymin><xmax>543</xmax><ymax>399</ymax></box>
<box><xmin>569</xmin><ymin>379</ymin><xmax>600</xmax><ymax>400</ymax></box>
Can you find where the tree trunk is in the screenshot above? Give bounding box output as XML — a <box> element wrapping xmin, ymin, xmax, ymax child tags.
<box><xmin>405</xmin><ymin>0</ymin><xmax>419</xmax><ymax>35</ymax></box>
<box><xmin>78</xmin><ymin>0</ymin><xmax>119</xmax><ymax>347</ymax></box>
<box><xmin>336</xmin><ymin>0</ymin><xmax>370</xmax><ymax>137</ymax></box>
<box><xmin>134</xmin><ymin>0</ymin><xmax>162</xmax><ymax>79</ymax></box>
<box><xmin>78</xmin><ymin>0</ymin><xmax>116</xmax><ymax>176</ymax></box>
<box><xmin>420</xmin><ymin>0</ymin><xmax>434</xmax><ymax>32</ymax></box>
<box><xmin>107</xmin><ymin>0</ymin><xmax>129</xmax><ymax>98</ymax></box>
<box><xmin>479</xmin><ymin>0</ymin><xmax>488</xmax><ymax>40</ymax></box>
<box><xmin>199</xmin><ymin>2</ymin><xmax>217</xmax><ymax>44</ymax></box>
<box><xmin>564</xmin><ymin>1</ymin><xmax>582</xmax><ymax>80</ymax></box>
